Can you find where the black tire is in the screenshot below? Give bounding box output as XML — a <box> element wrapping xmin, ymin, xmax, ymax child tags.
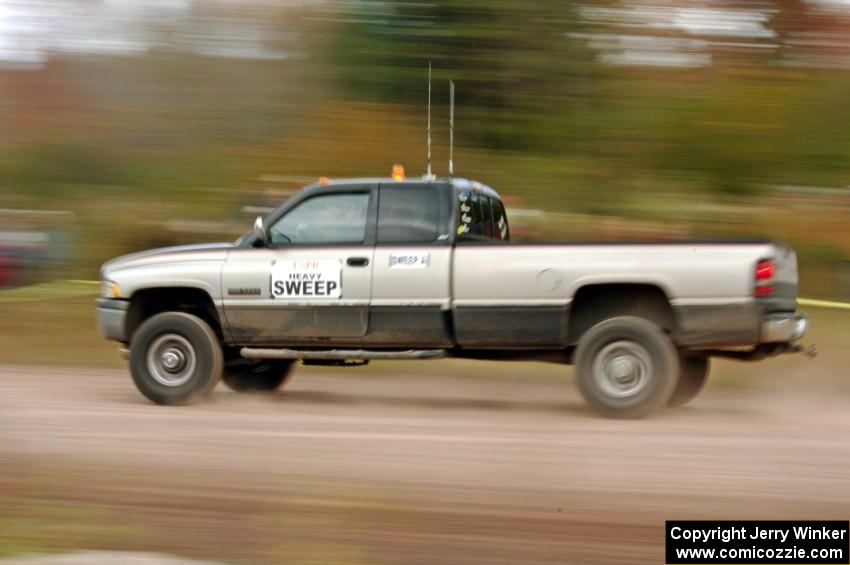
<box><xmin>129</xmin><ymin>312</ymin><xmax>223</xmax><ymax>405</ymax></box>
<box><xmin>222</xmin><ymin>359</ymin><xmax>294</xmax><ymax>393</ymax></box>
<box><xmin>668</xmin><ymin>355</ymin><xmax>710</xmax><ymax>408</ymax></box>
<box><xmin>574</xmin><ymin>316</ymin><xmax>679</xmax><ymax>418</ymax></box>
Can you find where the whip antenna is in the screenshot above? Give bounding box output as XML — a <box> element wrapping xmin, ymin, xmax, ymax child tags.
<box><xmin>449</xmin><ymin>80</ymin><xmax>455</xmax><ymax>178</ymax></box>
<box><xmin>426</xmin><ymin>62</ymin><xmax>433</xmax><ymax>180</ymax></box>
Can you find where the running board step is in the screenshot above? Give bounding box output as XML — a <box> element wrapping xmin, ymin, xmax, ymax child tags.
<box><xmin>240</xmin><ymin>348</ymin><xmax>447</xmax><ymax>361</ymax></box>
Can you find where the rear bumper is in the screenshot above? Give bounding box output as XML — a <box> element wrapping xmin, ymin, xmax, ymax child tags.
<box><xmin>761</xmin><ymin>312</ymin><xmax>808</xmax><ymax>343</ymax></box>
<box><xmin>96</xmin><ymin>298</ymin><xmax>128</xmax><ymax>342</ymax></box>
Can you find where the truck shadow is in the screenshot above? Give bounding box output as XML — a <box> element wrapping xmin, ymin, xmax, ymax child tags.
<box><xmin>221</xmin><ymin>389</ymin><xmax>591</xmax><ymax>416</ymax></box>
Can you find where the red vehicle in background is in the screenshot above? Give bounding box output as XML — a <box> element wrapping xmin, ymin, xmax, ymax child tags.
<box><xmin>0</xmin><ymin>247</ymin><xmax>17</xmax><ymax>288</ymax></box>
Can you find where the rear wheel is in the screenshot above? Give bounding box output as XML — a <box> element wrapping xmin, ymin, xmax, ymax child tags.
<box><xmin>668</xmin><ymin>355</ymin><xmax>710</xmax><ymax>407</ymax></box>
<box><xmin>129</xmin><ymin>312</ymin><xmax>223</xmax><ymax>405</ymax></box>
<box><xmin>574</xmin><ymin>316</ymin><xmax>679</xmax><ymax>418</ymax></box>
<box><xmin>222</xmin><ymin>359</ymin><xmax>294</xmax><ymax>392</ymax></box>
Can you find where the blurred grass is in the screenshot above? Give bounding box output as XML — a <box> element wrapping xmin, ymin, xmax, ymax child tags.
<box><xmin>0</xmin><ymin>282</ymin><xmax>847</xmax><ymax>391</ymax></box>
<box><xmin>0</xmin><ymin>501</ymin><xmax>148</xmax><ymax>558</ymax></box>
<box><xmin>0</xmin><ymin>280</ymin><xmax>99</xmax><ymax>304</ymax></box>
<box><xmin>0</xmin><ymin>292</ymin><xmax>120</xmax><ymax>368</ymax></box>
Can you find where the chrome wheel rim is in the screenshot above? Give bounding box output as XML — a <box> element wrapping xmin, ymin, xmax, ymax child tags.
<box><xmin>592</xmin><ymin>340</ymin><xmax>652</xmax><ymax>398</ymax></box>
<box><xmin>147</xmin><ymin>334</ymin><xmax>196</xmax><ymax>387</ymax></box>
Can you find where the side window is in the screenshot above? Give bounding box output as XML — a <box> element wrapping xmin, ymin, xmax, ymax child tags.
<box><xmin>269</xmin><ymin>193</ymin><xmax>369</xmax><ymax>245</ymax></box>
<box><xmin>469</xmin><ymin>192</ymin><xmax>484</xmax><ymax>235</ymax></box>
<box><xmin>492</xmin><ymin>199</ymin><xmax>510</xmax><ymax>241</ymax></box>
<box><xmin>457</xmin><ymin>191</ymin><xmax>503</xmax><ymax>240</ymax></box>
<box><xmin>456</xmin><ymin>190</ymin><xmax>476</xmax><ymax>237</ymax></box>
<box><xmin>480</xmin><ymin>196</ymin><xmax>495</xmax><ymax>238</ymax></box>
<box><xmin>377</xmin><ymin>188</ymin><xmax>439</xmax><ymax>243</ymax></box>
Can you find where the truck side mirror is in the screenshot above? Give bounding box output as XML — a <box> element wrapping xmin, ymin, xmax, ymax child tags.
<box><xmin>252</xmin><ymin>216</ymin><xmax>267</xmax><ymax>245</ymax></box>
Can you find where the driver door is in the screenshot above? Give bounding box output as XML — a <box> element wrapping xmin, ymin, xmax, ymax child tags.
<box><xmin>222</xmin><ymin>185</ymin><xmax>376</xmax><ymax>344</ymax></box>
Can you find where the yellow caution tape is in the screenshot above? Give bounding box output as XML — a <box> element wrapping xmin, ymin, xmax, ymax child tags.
<box><xmin>798</xmin><ymin>298</ymin><xmax>850</xmax><ymax>311</ymax></box>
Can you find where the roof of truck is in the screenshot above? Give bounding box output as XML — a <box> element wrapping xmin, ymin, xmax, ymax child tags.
<box><xmin>302</xmin><ymin>177</ymin><xmax>503</xmax><ymax>201</ymax></box>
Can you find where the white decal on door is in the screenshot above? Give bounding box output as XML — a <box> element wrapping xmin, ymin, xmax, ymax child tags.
<box><xmin>389</xmin><ymin>253</ymin><xmax>430</xmax><ymax>269</ymax></box>
<box><xmin>271</xmin><ymin>260</ymin><xmax>341</xmax><ymax>299</ymax></box>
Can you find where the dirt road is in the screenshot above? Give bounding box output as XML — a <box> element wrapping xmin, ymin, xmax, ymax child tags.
<box><xmin>1</xmin><ymin>363</ymin><xmax>848</xmax><ymax>564</ymax></box>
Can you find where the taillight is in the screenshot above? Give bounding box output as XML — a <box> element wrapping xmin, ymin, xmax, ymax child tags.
<box><xmin>754</xmin><ymin>259</ymin><xmax>774</xmax><ymax>297</ymax></box>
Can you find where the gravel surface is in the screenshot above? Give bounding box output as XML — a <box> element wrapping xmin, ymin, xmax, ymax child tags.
<box><xmin>1</xmin><ymin>364</ymin><xmax>848</xmax><ymax>564</ymax></box>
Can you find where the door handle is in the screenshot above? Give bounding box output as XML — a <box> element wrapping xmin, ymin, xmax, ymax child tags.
<box><xmin>346</xmin><ymin>257</ymin><xmax>369</xmax><ymax>267</ymax></box>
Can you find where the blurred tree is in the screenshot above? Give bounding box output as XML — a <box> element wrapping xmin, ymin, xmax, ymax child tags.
<box><xmin>328</xmin><ymin>0</ymin><xmax>596</xmax><ymax>152</ymax></box>
<box><xmin>0</xmin><ymin>0</ymin><xmax>848</xmax><ymax>285</ymax></box>
<box><xmin>0</xmin><ymin>142</ymin><xmax>134</xmax><ymax>201</ymax></box>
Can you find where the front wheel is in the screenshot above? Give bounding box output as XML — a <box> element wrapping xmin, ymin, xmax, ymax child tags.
<box><xmin>129</xmin><ymin>312</ymin><xmax>223</xmax><ymax>405</ymax></box>
<box><xmin>222</xmin><ymin>359</ymin><xmax>294</xmax><ymax>392</ymax></box>
<box><xmin>574</xmin><ymin>316</ymin><xmax>679</xmax><ymax>418</ymax></box>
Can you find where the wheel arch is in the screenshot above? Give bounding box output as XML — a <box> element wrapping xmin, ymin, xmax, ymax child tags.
<box><xmin>567</xmin><ymin>283</ymin><xmax>676</xmax><ymax>345</ymax></box>
<box><xmin>126</xmin><ymin>286</ymin><xmax>223</xmax><ymax>343</ymax></box>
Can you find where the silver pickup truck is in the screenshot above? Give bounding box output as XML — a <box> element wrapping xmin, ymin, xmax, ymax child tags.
<box><xmin>97</xmin><ymin>177</ymin><xmax>808</xmax><ymax>417</ymax></box>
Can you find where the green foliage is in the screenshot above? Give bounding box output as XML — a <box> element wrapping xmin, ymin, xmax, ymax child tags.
<box><xmin>327</xmin><ymin>1</ymin><xmax>850</xmax><ymax>197</ymax></box>
<box><xmin>328</xmin><ymin>0</ymin><xmax>593</xmax><ymax>151</ymax></box>
<box><xmin>1</xmin><ymin>143</ymin><xmax>135</xmax><ymax>200</ymax></box>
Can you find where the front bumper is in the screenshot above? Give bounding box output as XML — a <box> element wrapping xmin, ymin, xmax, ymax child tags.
<box><xmin>96</xmin><ymin>298</ymin><xmax>129</xmax><ymax>342</ymax></box>
<box><xmin>761</xmin><ymin>312</ymin><xmax>808</xmax><ymax>343</ymax></box>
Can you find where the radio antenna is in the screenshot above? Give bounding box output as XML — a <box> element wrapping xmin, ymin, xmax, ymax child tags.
<box><xmin>449</xmin><ymin>80</ymin><xmax>455</xmax><ymax>178</ymax></box>
<box><xmin>425</xmin><ymin>62</ymin><xmax>433</xmax><ymax>180</ymax></box>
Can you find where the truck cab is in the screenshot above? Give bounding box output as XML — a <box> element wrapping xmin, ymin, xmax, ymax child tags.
<box><xmin>224</xmin><ymin>177</ymin><xmax>507</xmax><ymax>347</ymax></box>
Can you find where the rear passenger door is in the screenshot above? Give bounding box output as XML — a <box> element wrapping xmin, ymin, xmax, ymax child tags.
<box><xmin>368</xmin><ymin>183</ymin><xmax>454</xmax><ymax>346</ymax></box>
